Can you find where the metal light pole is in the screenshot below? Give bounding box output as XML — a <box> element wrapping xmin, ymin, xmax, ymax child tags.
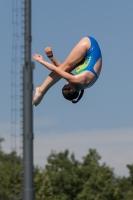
<box><xmin>22</xmin><ymin>0</ymin><xmax>34</xmax><ymax>199</ymax></box>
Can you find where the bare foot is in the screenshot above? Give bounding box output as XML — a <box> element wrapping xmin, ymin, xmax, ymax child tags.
<box><xmin>32</xmin><ymin>87</ymin><xmax>44</xmax><ymax>106</ymax></box>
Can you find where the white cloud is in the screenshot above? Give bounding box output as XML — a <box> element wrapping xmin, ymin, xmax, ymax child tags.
<box><xmin>34</xmin><ymin>117</ymin><xmax>58</xmax><ymax>128</ymax></box>
<box><xmin>0</xmin><ymin>121</ymin><xmax>11</xmax><ymax>134</ymax></box>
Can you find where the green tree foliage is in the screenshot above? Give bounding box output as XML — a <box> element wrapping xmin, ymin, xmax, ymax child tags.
<box><xmin>45</xmin><ymin>150</ymin><xmax>81</xmax><ymax>200</ymax></box>
<box><xmin>0</xmin><ymin>137</ymin><xmax>133</xmax><ymax>200</ymax></box>
<box><xmin>0</xmin><ymin>138</ymin><xmax>22</xmax><ymax>200</ymax></box>
<box><xmin>34</xmin><ymin>167</ymin><xmax>53</xmax><ymax>200</ymax></box>
<box><xmin>45</xmin><ymin>149</ymin><xmax>123</xmax><ymax>200</ymax></box>
<box><xmin>116</xmin><ymin>164</ymin><xmax>133</xmax><ymax>200</ymax></box>
<box><xmin>77</xmin><ymin>150</ymin><xmax>122</xmax><ymax>200</ymax></box>
<box><xmin>36</xmin><ymin>173</ymin><xmax>53</xmax><ymax>200</ymax></box>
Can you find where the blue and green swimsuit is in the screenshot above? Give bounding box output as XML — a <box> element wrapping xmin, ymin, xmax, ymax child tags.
<box><xmin>75</xmin><ymin>36</ymin><xmax>102</xmax><ymax>89</ymax></box>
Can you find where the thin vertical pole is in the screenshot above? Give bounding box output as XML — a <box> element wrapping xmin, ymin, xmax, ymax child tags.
<box><xmin>22</xmin><ymin>0</ymin><xmax>34</xmax><ymax>199</ymax></box>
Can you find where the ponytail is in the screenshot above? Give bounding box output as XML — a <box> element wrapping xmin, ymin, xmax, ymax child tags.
<box><xmin>71</xmin><ymin>89</ymin><xmax>84</xmax><ymax>104</ymax></box>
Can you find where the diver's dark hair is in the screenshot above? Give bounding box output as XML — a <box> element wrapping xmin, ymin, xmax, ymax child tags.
<box><xmin>62</xmin><ymin>85</ymin><xmax>84</xmax><ymax>104</ymax></box>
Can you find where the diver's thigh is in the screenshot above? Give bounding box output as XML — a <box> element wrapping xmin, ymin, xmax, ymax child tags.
<box><xmin>64</xmin><ymin>37</ymin><xmax>91</xmax><ymax>68</ymax></box>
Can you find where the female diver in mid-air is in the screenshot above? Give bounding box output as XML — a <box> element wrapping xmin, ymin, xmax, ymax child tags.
<box><xmin>32</xmin><ymin>36</ymin><xmax>102</xmax><ymax>105</ymax></box>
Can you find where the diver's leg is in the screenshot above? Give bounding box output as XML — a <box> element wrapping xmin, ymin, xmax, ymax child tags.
<box><xmin>59</xmin><ymin>37</ymin><xmax>91</xmax><ymax>71</ymax></box>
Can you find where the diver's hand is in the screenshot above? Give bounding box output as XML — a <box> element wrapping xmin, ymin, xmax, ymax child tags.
<box><xmin>45</xmin><ymin>47</ymin><xmax>53</xmax><ymax>57</ymax></box>
<box><xmin>32</xmin><ymin>54</ymin><xmax>44</xmax><ymax>62</ymax></box>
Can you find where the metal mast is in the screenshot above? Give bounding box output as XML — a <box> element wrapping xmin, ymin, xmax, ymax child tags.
<box><xmin>11</xmin><ymin>0</ymin><xmax>24</xmax><ymax>199</ymax></box>
<box><xmin>22</xmin><ymin>0</ymin><xmax>34</xmax><ymax>199</ymax></box>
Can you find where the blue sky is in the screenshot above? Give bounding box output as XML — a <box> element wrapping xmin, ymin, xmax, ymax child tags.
<box><xmin>0</xmin><ymin>1</ymin><xmax>133</xmax><ymax>176</ymax></box>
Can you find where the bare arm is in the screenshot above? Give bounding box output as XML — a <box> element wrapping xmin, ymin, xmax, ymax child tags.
<box><xmin>45</xmin><ymin>47</ymin><xmax>61</xmax><ymax>67</ymax></box>
<box><xmin>33</xmin><ymin>54</ymin><xmax>86</xmax><ymax>84</ymax></box>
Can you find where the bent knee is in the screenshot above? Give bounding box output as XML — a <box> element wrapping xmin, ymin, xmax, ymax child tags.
<box><xmin>80</xmin><ymin>37</ymin><xmax>91</xmax><ymax>50</ymax></box>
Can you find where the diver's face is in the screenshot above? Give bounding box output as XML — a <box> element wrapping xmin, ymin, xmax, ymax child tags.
<box><xmin>65</xmin><ymin>83</ymin><xmax>77</xmax><ymax>92</ymax></box>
